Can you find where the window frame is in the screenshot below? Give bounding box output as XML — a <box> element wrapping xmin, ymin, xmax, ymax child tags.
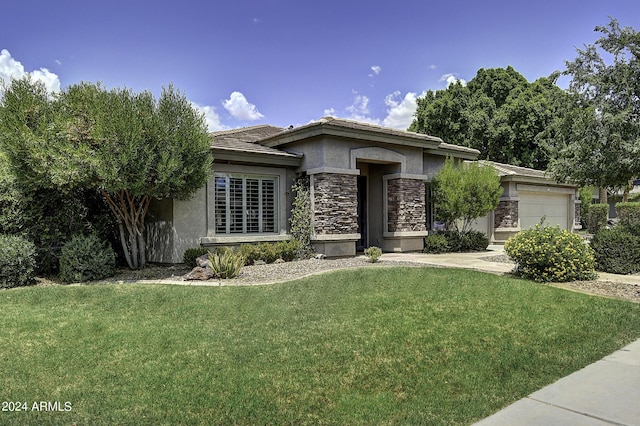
<box><xmin>214</xmin><ymin>173</ymin><xmax>279</xmax><ymax>235</ymax></box>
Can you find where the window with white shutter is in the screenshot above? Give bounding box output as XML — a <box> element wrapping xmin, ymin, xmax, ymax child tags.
<box><xmin>213</xmin><ymin>174</ymin><xmax>278</xmax><ymax>234</ymax></box>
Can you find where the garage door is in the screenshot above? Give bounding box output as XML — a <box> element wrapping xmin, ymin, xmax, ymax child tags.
<box><xmin>519</xmin><ymin>192</ymin><xmax>569</xmax><ymax>230</ymax></box>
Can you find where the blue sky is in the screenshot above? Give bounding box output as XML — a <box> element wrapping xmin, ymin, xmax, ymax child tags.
<box><xmin>1</xmin><ymin>0</ymin><xmax>639</xmax><ymax>131</ymax></box>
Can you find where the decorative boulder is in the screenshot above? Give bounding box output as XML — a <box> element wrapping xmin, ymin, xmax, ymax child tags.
<box><xmin>184</xmin><ymin>266</ymin><xmax>214</xmax><ymax>281</ymax></box>
<box><xmin>195</xmin><ymin>254</ymin><xmax>210</xmax><ymax>268</ymax></box>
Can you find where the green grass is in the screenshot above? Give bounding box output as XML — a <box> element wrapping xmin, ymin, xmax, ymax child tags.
<box><xmin>1</xmin><ymin>267</ymin><xmax>639</xmax><ymax>425</ymax></box>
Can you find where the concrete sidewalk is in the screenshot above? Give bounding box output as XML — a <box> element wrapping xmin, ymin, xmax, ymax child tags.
<box><xmin>473</xmin><ymin>339</ymin><xmax>640</xmax><ymax>426</ymax></box>
<box><xmin>380</xmin><ymin>247</ymin><xmax>640</xmax><ymax>426</ymax></box>
<box><xmin>380</xmin><ymin>245</ymin><xmax>640</xmax><ymax>286</ymax></box>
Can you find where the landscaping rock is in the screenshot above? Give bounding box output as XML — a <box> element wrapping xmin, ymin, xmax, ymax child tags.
<box><xmin>184</xmin><ymin>266</ymin><xmax>214</xmax><ymax>281</ymax></box>
<box><xmin>274</xmin><ymin>258</ymin><xmax>285</xmax><ymax>264</ymax></box>
<box><xmin>195</xmin><ymin>254</ymin><xmax>210</xmax><ymax>268</ymax></box>
<box><xmin>253</xmin><ymin>260</ymin><xmax>266</xmax><ymax>266</ymax></box>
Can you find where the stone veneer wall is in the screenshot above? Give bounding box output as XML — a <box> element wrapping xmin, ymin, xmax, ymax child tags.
<box><xmin>312</xmin><ymin>173</ymin><xmax>358</xmax><ymax>235</ymax></box>
<box><xmin>387</xmin><ymin>179</ymin><xmax>427</xmax><ymax>232</ymax></box>
<box><xmin>494</xmin><ymin>200</ymin><xmax>519</xmax><ymax>228</ymax></box>
<box><xmin>575</xmin><ymin>202</ymin><xmax>581</xmax><ymax>227</ymax></box>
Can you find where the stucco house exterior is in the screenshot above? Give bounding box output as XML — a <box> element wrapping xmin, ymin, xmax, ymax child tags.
<box><xmin>146</xmin><ymin>117</ymin><xmax>579</xmax><ymax>263</ymax></box>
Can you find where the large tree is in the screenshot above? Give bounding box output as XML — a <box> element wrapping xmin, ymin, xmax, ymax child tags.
<box><xmin>409</xmin><ymin>66</ymin><xmax>571</xmax><ymax>170</ymax></box>
<box><xmin>547</xmin><ymin>18</ymin><xmax>640</xmax><ymax>203</ymax></box>
<box><xmin>0</xmin><ymin>79</ymin><xmax>212</xmax><ymax>269</ymax></box>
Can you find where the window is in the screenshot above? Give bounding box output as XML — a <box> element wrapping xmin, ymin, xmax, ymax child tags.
<box><xmin>214</xmin><ymin>174</ymin><xmax>278</xmax><ymax>234</ymax></box>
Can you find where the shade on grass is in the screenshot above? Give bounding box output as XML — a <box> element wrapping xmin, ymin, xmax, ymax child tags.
<box><xmin>1</xmin><ymin>267</ymin><xmax>639</xmax><ymax>425</ymax></box>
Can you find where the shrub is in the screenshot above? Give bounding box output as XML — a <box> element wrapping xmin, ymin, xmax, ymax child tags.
<box><xmin>59</xmin><ymin>234</ymin><xmax>116</xmax><ymax>283</ymax></box>
<box><xmin>616</xmin><ymin>202</ymin><xmax>640</xmax><ymax>226</ymax></box>
<box><xmin>461</xmin><ymin>230</ymin><xmax>490</xmax><ymax>251</ymax></box>
<box><xmin>208</xmin><ymin>251</ymin><xmax>244</xmax><ymax>279</ymax></box>
<box><xmin>364</xmin><ymin>246</ymin><xmax>382</xmax><ymax>263</ymax></box>
<box><xmin>238</xmin><ymin>241</ymin><xmax>301</xmax><ymax>265</ymax></box>
<box><xmin>590</xmin><ymin>227</ymin><xmax>640</xmax><ymax>274</ymax></box>
<box><xmin>423</xmin><ymin>234</ymin><xmax>450</xmax><ymax>254</ymax></box>
<box><xmin>0</xmin><ymin>234</ymin><xmax>37</xmax><ymax>289</ymax></box>
<box><xmin>504</xmin><ymin>223</ymin><xmax>597</xmax><ymax>283</ymax></box>
<box><xmin>584</xmin><ymin>203</ymin><xmax>608</xmax><ymax>233</ymax></box>
<box><xmin>183</xmin><ymin>246</ymin><xmax>211</xmax><ymax>267</ymax></box>
<box><xmin>439</xmin><ymin>230</ymin><xmax>489</xmax><ymax>252</ymax></box>
<box><xmin>275</xmin><ymin>240</ymin><xmax>301</xmax><ymax>262</ymax></box>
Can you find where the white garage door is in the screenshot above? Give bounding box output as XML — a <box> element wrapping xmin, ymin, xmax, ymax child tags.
<box><xmin>519</xmin><ymin>192</ymin><xmax>569</xmax><ymax>230</ymax></box>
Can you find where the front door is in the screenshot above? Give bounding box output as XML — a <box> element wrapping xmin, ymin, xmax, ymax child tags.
<box><xmin>356</xmin><ymin>175</ymin><xmax>368</xmax><ymax>251</ymax></box>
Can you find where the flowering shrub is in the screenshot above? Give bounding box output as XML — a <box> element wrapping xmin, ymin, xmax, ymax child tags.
<box><xmin>504</xmin><ymin>224</ymin><xmax>597</xmax><ymax>283</ymax></box>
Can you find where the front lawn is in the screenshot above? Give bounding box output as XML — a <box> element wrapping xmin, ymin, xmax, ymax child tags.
<box><xmin>1</xmin><ymin>267</ymin><xmax>639</xmax><ymax>425</ymax></box>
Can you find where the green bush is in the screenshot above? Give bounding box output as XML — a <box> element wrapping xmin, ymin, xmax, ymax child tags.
<box><xmin>590</xmin><ymin>227</ymin><xmax>640</xmax><ymax>274</ymax></box>
<box><xmin>504</xmin><ymin>224</ymin><xmax>597</xmax><ymax>283</ymax></box>
<box><xmin>439</xmin><ymin>230</ymin><xmax>489</xmax><ymax>252</ymax></box>
<box><xmin>275</xmin><ymin>240</ymin><xmax>301</xmax><ymax>262</ymax></box>
<box><xmin>616</xmin><ymin>202</ymin><xmax>640</xmax><ymax>226</ymax></box>
<box><xmin>0</xmin><ymin>234</ymin><xmax>37</xmax><ymax>289</ymax></box>
<box><xmin>208</xmin><ymin>251</ymin><xmax>244</xmax><ymax>279</ymax></box>
<box><xmin>59</xmin><ymin>234</ymin><xmax>116</xmax><ymax>283</ymax></box>
<box><xmin>183</xmin><ymin>246</ymin><xmax>211</xmax><ymax>267</ymax></box>
<box><xmin>584</xmin><ymin>203</ymin><xmax>608</xmax><ymax>233</ymax></box>
<box><xmin>462</xmin><ymin>230</ymin><xmax>490</xmax><ymax>251</ymax></box>
<box><xmin>364</xmin><ymin>246</ymin><xmax>382</xmax><ymax>263</ymax></box>
<box><xmin>423</xmin><ymin>234</ymin><xmax>450</xmax><ymax>254</ymax></box>
<box><xmin>238</xmin><ymin>241</ymin><xmax>301</xmax><ymax>265</ymax></box>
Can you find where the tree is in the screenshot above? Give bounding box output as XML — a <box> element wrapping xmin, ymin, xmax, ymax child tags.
<box><xmin>547</xmin><ymin>18</ymin><xmax>640</xmax><ymax>204</ymax></box>
<box><xmin>0</xmin><ymin>79</ymin><xmax>212</xmax><ymax>269</ymax></box>
<box><xmin>432</xmin><ymin>158</ymin><xmax>503</xmax><ymax>233</ymax></box>
<box><xmin>410</xmin><ymin>66</ymin><xmax>572</xmax><ymax>170</ymax></box>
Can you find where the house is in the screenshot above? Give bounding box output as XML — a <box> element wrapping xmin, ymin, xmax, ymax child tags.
<box><xmin>146</xmin><ymin>117</ymin><xmax>579</xmax><ymax>263</ymax></box>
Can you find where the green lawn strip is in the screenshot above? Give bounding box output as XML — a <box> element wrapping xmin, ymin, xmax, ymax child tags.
<box><xmin>0</xmin><ymin>267</ymin><xmax>638</xmax><ymax>425</ymax></box>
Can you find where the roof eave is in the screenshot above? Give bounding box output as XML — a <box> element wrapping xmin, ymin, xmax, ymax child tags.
<box><xmin>211</xmin><ymin>148</ymin><xmax>303</xmax><ymax>167</ymax></box>
<box><xmin>260</xmin><ymin>121</ymin><xmax>443</xmax><ymax>150</ymax></box>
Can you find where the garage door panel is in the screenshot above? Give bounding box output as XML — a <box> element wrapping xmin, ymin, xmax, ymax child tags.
<box><xmin>519</xmin><ymin>192</ymin><xmax>569</xmax><ymax>230</ymax></box>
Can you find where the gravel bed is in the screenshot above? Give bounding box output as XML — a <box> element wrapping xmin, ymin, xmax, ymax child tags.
<box><xmin>217</xmin><ymin>257</ymin><xmax>428</xmax><ymax>285</ymax></box>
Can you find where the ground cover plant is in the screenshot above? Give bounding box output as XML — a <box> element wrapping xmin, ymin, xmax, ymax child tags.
<box><xmin>1</xmin><ymin>268</ymin><xmax>639</xmax><ymax>425</ymax></box>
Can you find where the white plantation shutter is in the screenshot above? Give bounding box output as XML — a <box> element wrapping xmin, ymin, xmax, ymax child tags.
<box><xmin>214</xmin><ymin>175</ymin><xmax>278</xmax><ymax>234</ymax></box>
<box><xmin>261</xmin><ymin>179</ymin><xmax>275</xmax><ymax>232</ymax></box>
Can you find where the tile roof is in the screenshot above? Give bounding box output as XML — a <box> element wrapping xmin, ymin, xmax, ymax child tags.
<box><xmin>478</xmin><ymin>160</ymin><xmax>547</xmax><ymax>178</ymax></box>
<box><xmin>210</xmin><ymin>125</ymin><xmax>301</xmax><ymax>158</ymax></box>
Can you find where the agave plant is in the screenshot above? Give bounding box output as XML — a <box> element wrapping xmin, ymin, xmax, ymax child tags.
<box><xmin>208</xmin><ymin>251</ymin><xmax>245</xmax><ymax>279</ymax></box>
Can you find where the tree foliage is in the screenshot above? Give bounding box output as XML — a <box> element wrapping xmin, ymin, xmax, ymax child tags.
<box><xmin>0</xmin><ymin>78</ymin><xmax>212</xmax><ymax>269</ymax></box>
<box><xmin>409</xmin><ymin>66</ymin><xmax>571</xmax><ymax>170</ymax></box>
<box><xmin>547</xmin><ymin>18</ymin><xmax>640</xmax><ymax>200</ymax></box>
<box><xmin>432</xmin><ymin>158</ymin><xmax>503</xmax><ymax>233</ymax></box>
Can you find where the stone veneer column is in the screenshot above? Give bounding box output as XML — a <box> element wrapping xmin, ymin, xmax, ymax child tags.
<box><xmin>387</xmin><ymin>178</ymin><xmax>427</xmax><ymax>232</ymax></box>
<box><xmin>312</xmin><ymin>173</ymin><xmax>358</xmax><ymax>235</ymax></box>
<box><xmin>575</xmin><ymin>201</ymin><xmax>581</xmax><ymax>228</ymax></box>
<box><xmin>494</xmin><ymin>200</ymin><xmax>519</xmax><ymax>228</ymax></box>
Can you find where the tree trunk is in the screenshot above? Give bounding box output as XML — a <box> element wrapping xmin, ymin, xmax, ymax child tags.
<box><xmin>598</xmin><ymin>187</ymin><xmax>608</xmax><ymax>205</ymax></box>
<box><xmin>101</xmin><ymin>190</ymin><xmax>151</xmax><ymax>270</ymax></box>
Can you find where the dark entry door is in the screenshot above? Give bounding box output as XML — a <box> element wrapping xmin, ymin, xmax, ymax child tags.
<box><xmin>356</xmin><ymin>175</ymin><xmax>368</xmax><ymax>251</ymax></box>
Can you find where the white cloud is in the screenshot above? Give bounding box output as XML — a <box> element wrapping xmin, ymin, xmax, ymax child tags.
<box><xmin>344</xmin><ymin>91</ymin><xmax>380</xmax><ymax>125</ymax></box>
<box><xmin>382</xmin><ymin>91</ymin><xmax>425</xmax><ymax>130</ymax></box>
<box><xmin>222</xmin><ymin>91</ymin><xmax>264</xmax><ymax>121</ymax></box>
<box><xmin>429</xmin><ymin>64</ymin><xmax>437</xmax><ymax>70</ymax></box>
<box><xmin>192</xmin><ymin>102</ymin><xmax>229</xmax><ymax>132</ymax></box>
<box><xmin>0</xmin><ymin>49</ymin><xmax>61</xmax><ymax>94</ymax></box>
<box><xmin>371</xmin><ymin>65</ymin><xmax>381</xmax><ymax>75</ymax></box>
<box><xmin>439</xmin><ymin>73</ymin><xmax>467</xmax><ymax>88</ymax></box>
<box><xmin>323</xmin><ymin>107</ymin><xmax>336</xmax><ymax>116</ymax></box>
